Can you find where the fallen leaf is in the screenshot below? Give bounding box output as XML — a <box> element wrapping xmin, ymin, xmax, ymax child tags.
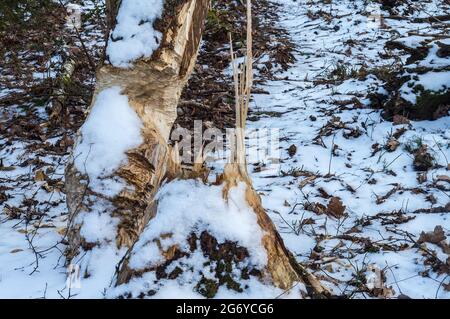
<box><xmin>385</xmin><ymin>138</ymin><xmax>399</xmax><ymax>152</ymax></box>
<box><xmin>417</xmin><ymin>226</ymin><xmax>446</xmax><ymax>244</ymax></box>
<box><xmin>305</xmin><ymin>202</ymin><xmax>327</xmax><ymax>215</ymax></box>
<box><xmin>57</xmin><ymin>227</ymin><xmax>67</xmax><ymax>236</ymax></box>
<box><xmin>288</xmin><ymin>144</ymin><xmax>297</xmax><ymax>157</ymax></box>
<box><xmin>327</xmin><ymin>197</ymin><xmax>346</xmax><ymax>218</ymax></box>
<box><xmin>417</xmin><ymin>172</ymin><xmax>427</xmax><ymax>184</ymax></box>
<box><xmin>299</xmin><ymin>175</ymin><xmax>317</xmax><ymax>188</ymax></box>
<box><xmin>444</xmin><ymin>282</ymin><xmax>450</xmax><ymax>292</ymax></box>
<box><xmin>413</xmin><ymin>145</ymin><xmax>434</xmax><ymax>171</ymax></box>
<box><xmin>34</xmin><ymin>170</ymin><xmax>47</xmax><ymax>182</ymax></box>
<box><xmin>3</xmin><ymin>205</ymin><xmax>22</xmax><ymax>219</ymax></box>
<box><xmin>33</xmin><ymin>222</ymin><xmax>55</xmax><ymax>228</ymax></box>
<box><xmin>392</xmin><ymin>115</ymin><xmax>410</xmax><ymax>125</ymax></box>
<box><xmin>436</xmin><ymin>175</ymin><xmax>450</xmax><ymax>183</ymax></box>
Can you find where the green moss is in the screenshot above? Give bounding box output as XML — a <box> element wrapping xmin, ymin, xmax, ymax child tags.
<box><xmin>413</xmin><ymin>89</ymin><xmax>450</xmax><ymax>120</ymax></box>
<box><xmin>215</xmin><ymin>261</ymin><xmax>225</xmax><ymax>274</ymax></box>
<box><xmin>195</xmin><ymin>277</ymin><xmax>219</xmax><ymax>298</ymax></box>
<box><xmin>168</xmin><ymin>266</ymin><xmax>183</xmax><ymax>280</ymax></box>
<box><xmin>222</xmin><ymin>274</ymin><xmax>243</xmax><ymax>293</ymax></box>
<box><xmin>404</xmin><ymin>136</ymin><xmax>424</xmax><ymax>154</ymax></box>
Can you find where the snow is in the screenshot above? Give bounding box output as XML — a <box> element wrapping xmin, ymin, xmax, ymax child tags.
<box><xmin>129</xmin><ymin>179</ymin><xmax>267</xmax><ymax>270</ymax></box>
<box><xmin>247</xmin><ymin>0</ymin><xmax>450</xmax><ymax>298</ymax></box>
<box><xmin>1</xmin><ymin>0</ymin><xmax>449</xmax><ymax>299</ymax></box>
<box><xmin>396</xmin><ymin>36</ymin><xmax>429</xmax><ymax>49</ymax></box>
<box><xmin>415</xmin><ymin>72</ymin><xmax>449</xmax><ymax>92</ymax></box>
<box><xmin>106</xmin><ymin>0</ymin><xmax>164</xmax><ymax>68</ymax></box>
<box><xmin>106</xmin><ymin>179</ymin><xmax>306</xmax><ymax>298</ymax></box>
<box><xmin>416</xmin><ymin>41</ymin><xmax>450</xmax><ymax>69</ymax></box>
<box><xmin>73</xmin><ymin>86</ymin><xmax>143</xmax><ymax>197</ymax></box>
<box><xmin>71</xmin><ymin>245</ymin><xmax>128</xmax><ymax>298</ymax></box>
<box><xmin>78</xmin><ymin>210</ymin><xmax>120</xmax><ymax>243</ymax></box>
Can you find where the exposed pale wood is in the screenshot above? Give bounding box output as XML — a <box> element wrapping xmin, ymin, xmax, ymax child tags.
<box><xmin>65</xmin><ymin>0</ymin><xmax>210</xmax><ymax>261</ymax></box>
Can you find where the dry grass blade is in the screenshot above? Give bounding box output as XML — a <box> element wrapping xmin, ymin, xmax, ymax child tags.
<box><xmin>229</xmin><ymin>0</ymin><xmax>253</xmax><ymax>170</ymax></box>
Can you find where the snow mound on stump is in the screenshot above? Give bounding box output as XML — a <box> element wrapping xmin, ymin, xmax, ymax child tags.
<box><xmin>131</xmin><ymin>180</ymin><xmax>267</xmax><ymax>268</ymax></box>
<box><xmin>111</xmin><ymin>179</ymin><xmax>303</xmax><ymax>298</ymax></box>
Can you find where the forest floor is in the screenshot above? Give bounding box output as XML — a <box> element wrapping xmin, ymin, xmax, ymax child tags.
<box><xmin>246</xmin><ymin>0</ymin><xmax>450</xmax><ymax>299</ymax></box>
<box><xmin>0</xmin><ymin>0</ymin><xmax>449</xmax><ymax>298</ymax></box>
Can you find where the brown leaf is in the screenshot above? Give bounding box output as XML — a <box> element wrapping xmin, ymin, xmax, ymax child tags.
<box><xmin>385</xmin><ymin>137</ymin><xmax>399</xmax><ymax>152</ymax></box>
<box><xmin>417</xmin><ymin>226</ymin><xmax>446</xmax><ymax>244</ymax></box>
<box><xmin>392</xmin><ymin>115</ymin><xmax>410</xmax><ymax>125</ymax></box>
<box><xmin>417</xmin><ymin>172</ymin><xmax>427</xmax><ymax>184</ymax></box>
<box><xmin>34</xmin><ymin>170</ymin><xmax>47</xmax><ymax>182</ymax></box>
<box><xmin>444</xmin><ymin>282</ymin><xmax>450</xmax><ymax>292</ymax></box>
<box><xmin>436</xmin><ymin>175</ymin><xmax>450</xmax><ymax>183</ymax></box>
<box><xmin>0</xmin><ymin>191</ymin><xmax>7</xmax><ymax>204</ymax></box>
<box><xmin>299</xmin><ymin>175</ymin><xmax>317</xmax><ymax>188</ymax></box>
<box><xmin>439</xmin><ymin>242</ymin><xmax>450</xmax><ymax>255</ymax></box>
<box><xmin>327</xmin><ymin>197</ymin><xmax>346</xmax><ymax>218</ymax></box>
<box><xmin>413</xmin><ymin>145</ymin><xmax>434</xmax><ymax>171</ymax></box>
<box><xmin>393</xmin><ymin>127</ymin><xmax>407</xmax><ymax>139</ymax></box>
<box><xmin>3</xmin><ymin>205</ymin><xmax>22</xmax><ymax>219</ymax></box>
<box><xmin>305</xmin><ymin>202</ymin><xmax>327</xmax><ymax>215</ymax></box>
<box><xmin>288</xmin><ymin>144</ymin><xmax>297</xmax><ymax>157</ymax></box>
<box><xmin>318</xmin><ymin>187</ymin><xmax>331</xmax><ymax>199</ymax></box>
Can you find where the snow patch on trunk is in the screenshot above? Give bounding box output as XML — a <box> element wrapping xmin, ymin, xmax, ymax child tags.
<box><xmin>73</xmin><ymin>86</ymin><xmax>143</xmax><ymax>197</ymax></box>
<box><xmin>106</xmin><ymin>0</ymin><xmax>164</xmax><ymax>68</ymax></box>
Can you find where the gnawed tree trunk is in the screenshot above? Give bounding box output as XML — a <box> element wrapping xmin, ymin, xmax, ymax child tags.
<box><xmin>107</xmin><ymin>1</ymin><xmax>329</xmax><ymax>298</ymax></box>
<box><xmin>65</xmin><ymin>0</ymin><xmax>328</xmax><ymax>297</ymax></box>
<box><xmin>65</xmin><ymin>0</ymin><xmax>210</xmax><ymax>285</ymax></box>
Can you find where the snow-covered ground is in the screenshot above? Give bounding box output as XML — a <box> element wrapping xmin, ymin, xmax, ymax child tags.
<box><xmin>0</xmin><ymin>0</ymin><xmax>449</xmax><ymax>298</ymax></box>
<box><xmin>246</xmin><ymin>0</ymin><xmax>450</xmax><ymax>298</ymax></box>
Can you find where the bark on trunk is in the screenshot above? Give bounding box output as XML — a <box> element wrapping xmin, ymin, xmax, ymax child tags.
<box><xmin>65</xmin><ymin>0</ymin><xmax>210</xmax><ymax>261</ymax></box>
